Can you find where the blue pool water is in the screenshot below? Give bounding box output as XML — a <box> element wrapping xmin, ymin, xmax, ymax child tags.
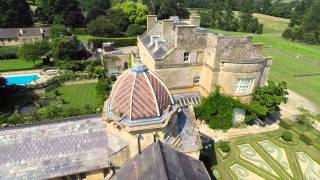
<box><xmin>5</xmin><ymin>74</ymin><xmax>41</xmax><ymax>85</ymax></box>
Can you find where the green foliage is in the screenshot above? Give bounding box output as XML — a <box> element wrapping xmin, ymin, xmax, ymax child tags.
<box><xmin>299</xmin><ymin>134</ymin><xmax>313</xmax><ymax>146</ymax></box>
<box><xmin>281</xmin><ymin>131</ymin><xmax>293</xmax><ymax>141</ymax></box>
<box><xmin>71</xmin><ymin>28</ymin><xmax>88</xmax><ymax>35</ymax></box>
<box><xmin>144</xmin><ymin>0</ymin><xmax>190</xmax><ymax>19</ymax></box>
<box><xmin>113</xmin><ymin>1</ymin><xmax>149</xmax><ymax>25</ymax></box>
<box><xmin>35</xmin><ymin>0</ymin><xmax>84</xmax><ymax>26</ymax></box>
<box><xmin>96</xmin><ymin>78</ymin><xmax>111</xmax><ymax>109</ymax></box>
<box><xmin>126</xmin><ymin>24</ymin><xmax>146</xmax><ymax>36</ymax></box>
<box><xmin>296</xmin><ymin>108</ymin><xmax>317</xmax><ymax>130</ymax></box>
<box><xmin>87</xmin><ymin>37</ymin><xmax>137</xmax><ymax>48</ymax></box>
<box><xmin>0</xmin><ymin>0</ymin><xmax>33</xmax><ymax>28</ymax></box>
<box><xmin>87</xmin><ymin>9</ymin><xmax>130</xmax><ymax>37</ymax></box>
<box><xmin>194</xmin><ymin>89</ymin><xmax>243</xmax><ymax>129</ymax></box>
<box><xmin>0</xmin><ymin>47</ymin><xmax>19</xmax><ymax>60</ymax></box>
<box><xmin>283</xmin><ymin>0</ymin><xmax>320</xmax><ymax>44</ymax></box>
<box><xmin>218</xmin><ymin>141</ymin><xmax>231</xmax><ymax>153</ymax></box>
<box><xmin>252</xmin><ymin>81</ymin><xmax>288</xmax><ymax>116</ymax></box>
<box><xmin>19</xmin><ymin>41</ymin><xmax>50</xmax><ymax>62</ymax></box>
<box><xmin>279</xmin><ymin>119</ymin><xmax>292</xmax><ymax>129</ymax></box>
<box><xmin>51</xmin><ymin>36</ymin><xmax>87</xmax><ymax>60</ymax></box>
<box><xmin>49</xmin><ymin>25</ymin><xmax>69</xmax><ymax>39</ymax></box>
<box><xmin>87</xmin><ymin>16</ymin><xmax>116</xmax><ymax>37</ymax></box>
<box><xmin>30</xmin><ymin>103</ymin><xmax>96</xmax><ymax>123</ymax></box>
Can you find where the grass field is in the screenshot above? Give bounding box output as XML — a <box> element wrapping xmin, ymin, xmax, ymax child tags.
<box><xmin>45</xmin><ymin>83</ymin><xmax>98</xmax><ymax>109</ymax></box>
<box><xmin>211</xmin><ymin>128</ymin><xmax>320</xmax><ymax>180</ymax></box>
<box><xmin>0</xmin><ymin>59</ymin><xmax>43</xmax><ymax>72</ymax></box>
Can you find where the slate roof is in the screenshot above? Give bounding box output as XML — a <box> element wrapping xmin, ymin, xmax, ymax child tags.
<box><xmin>0</xmin><ymin>27</ymin><xmax>49</xmax><ymax>39</ymax></box>
<box><xmin>110</xmin><ymin>64</ymin><xmax>174</xmax><ymax>120</ymax></box>
<box><xmin>112</xmin><ymin>142</ymin><xmax>211</xmax><ymax>180</ymax></box>
<box><xmin>0</xmin><ymin>115</ymin><xmax>127</xmax><ymax>180</ymax></box>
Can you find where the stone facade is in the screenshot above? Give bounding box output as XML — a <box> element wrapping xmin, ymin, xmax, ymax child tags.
<box><xmin>0</xmin><ymin>28</ymin><xmax>49</xmax><ymax>46</ymax></box>
<box><xmin>138</xmin><ymin>15</ymin><xmax>272</xmax><ymax>103</ymax></box>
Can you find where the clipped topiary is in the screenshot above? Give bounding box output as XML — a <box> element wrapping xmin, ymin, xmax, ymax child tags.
<box><xmin>219</xmin><ymin>141</ymin><xmax>230</xmax><ymax>153</ymax></box>
<box><xmin>281</xmin><ymin>131</ymin><xmax>293</xmax><ymax>142</ymax></box>
<box><xmin>279</xmin><ymin>119</ymin><xmax>292</xmax><ymax>129</ymax></box>
<box><xmin>299</xmin><ymin>134</ymin><xmax>313</xmax><ymax>146</ymax></box>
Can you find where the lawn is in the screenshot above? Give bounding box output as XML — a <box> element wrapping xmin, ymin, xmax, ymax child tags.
<box><xmin>45</xmin><ymin>83</ymin><xmax>98</xmax><ymax>109</ymax></box>
<box><xmin>0</xmin><ymin>59</ymin><xmax>43</xmax><ymax>72</ymax></box>
<box><xmin>211</xmin><ymin>128</ymin><xmax>320</xmax><ymax>180</ymax></box>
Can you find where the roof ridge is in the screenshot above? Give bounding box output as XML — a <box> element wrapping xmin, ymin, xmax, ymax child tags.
<box><xmin>129</xmin><ymin>71</ymin><xmax>137</xmax><ymax>120</ymax></box>
<box><xmin>157</xmin><ymin>142</ymin><xmax>170</xmax><ymax>180</ymax></box>
<box><xmin>143</xmin><ymin>72</ymin><xmax>160</xmax><ymax>116</ymax></box>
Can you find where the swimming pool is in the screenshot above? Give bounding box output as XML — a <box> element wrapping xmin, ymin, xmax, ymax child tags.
<box><xmin>5</xmin><ymin>74</ymin><xmax>41</xmax><ymax>85</ymax></box>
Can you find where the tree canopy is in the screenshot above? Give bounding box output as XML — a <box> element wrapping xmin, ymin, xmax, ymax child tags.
<box><xmin>283</xmin><ymin>0</ymin><xmax>320</xmax><ymax>44</ymax></box>
<box><xmin>0</xmin><ymin>0</ymin><xmax>33</xmax><ymax>28</ymax></box>
<box><xmin>35</xmin><ymin>0</ymin><xmax>84</xmax><ymax>27</ymax></box>
<box><xmin>113</xmin><ymin>1</ymin><xmax>149</xmax><ymax>25</ymax></box>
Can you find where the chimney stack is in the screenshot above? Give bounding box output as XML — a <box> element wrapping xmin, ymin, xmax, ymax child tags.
<box><xmin>19</xmin><ymin>29</ymin><xmax>24</xmax><ymax>35</ymax></box>
<box><xmin>190</xmin><ymin>14</ymin><xmax>201</xmax><ymax>27</ymax></box>
<box><xmin>162</xmin><ymin>19</ymin><xmax>173</xmax><ymax>36</ymax></box>
<box><xmin>147</xmin><ymin>15</ymin><xmax>157</xmax><ymax>32</ymax></box>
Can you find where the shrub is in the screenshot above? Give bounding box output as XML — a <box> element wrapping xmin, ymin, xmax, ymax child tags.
<box><xmin>0</xmin><ymin>47</ymin><xmax>19</xmax><ymax>60</ymax></box>
<box><xmin>299</xmin><ymin>134</ymin><xmax>313</xmax><ymax>146</ymax></box>
<box><xmin>126</xmin><ymin>24</ymin><xmax>145</xmax><ymax>36</ymax></box>
<box><xmin>71</xmin><ymin>28</ymin><xmax>88</xmax><ymax>35</ymax></box>
<box><xmin>88</xmin><ymin>37</ymin><xmax>137</xmax><ymax>48</ymax></box>
<box><xmin>281</xmin><ymin>131</ymin><xmax>293</xmax><ymax>141</ymax></box>
<box><xmin>279</xmin><ymin>119</ymin><xmax>292</xmax><ymax>129</ymax></box>
<box><xmin>219</xmin><ymin>141</ymin><xmax>230</xmax><ymax>153</ymax></box>
<box><xmin>194</xmin><ymin>89</ymin><xmax>244</xmax><ymax>130</ymax></box>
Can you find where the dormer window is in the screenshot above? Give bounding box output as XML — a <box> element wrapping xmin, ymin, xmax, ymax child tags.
<box><xmin>183</xmin><ymin>52</ymin><xmax>190</xmax><ymax>63</ymax></box>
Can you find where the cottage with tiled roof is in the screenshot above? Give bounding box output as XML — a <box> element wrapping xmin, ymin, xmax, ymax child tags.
<box><xmin>0</xmin><ymin>27</ymin><xmax>49</xmax><ymax>46</ymax></box>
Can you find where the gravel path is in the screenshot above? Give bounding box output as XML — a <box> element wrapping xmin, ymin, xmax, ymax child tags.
<box><xmin>280</xmin><ymin>89</ymin><xmax>320</xmax><ymax>120</ymax></box>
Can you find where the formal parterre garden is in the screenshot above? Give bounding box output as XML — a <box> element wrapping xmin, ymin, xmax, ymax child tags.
<box><xmin>212</xmin><ymin>128</ymin><xmax>320</xmax><ymax>180</ymax></box>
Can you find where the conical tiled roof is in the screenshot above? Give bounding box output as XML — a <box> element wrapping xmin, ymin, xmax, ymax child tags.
<box><xmin>110</xmin><ymin>64</ymin><xmax>174</xmax><ymax>120</ymax></box>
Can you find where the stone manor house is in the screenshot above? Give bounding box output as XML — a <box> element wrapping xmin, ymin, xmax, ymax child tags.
<box><xmin>0</xmin><ymin>15</ymin><xmax>272</xmax><ymax>180</ymax></box>
<box><xmin>138</xmin><ymin>15</ymin><xmax>272</xmax><ymax>103</ymax></box>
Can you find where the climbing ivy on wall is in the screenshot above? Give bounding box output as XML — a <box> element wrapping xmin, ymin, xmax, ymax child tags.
<box><xmin>194</xmin><ymin>88</ymin><xmax>245</xmax><ymax>129</ymax></box>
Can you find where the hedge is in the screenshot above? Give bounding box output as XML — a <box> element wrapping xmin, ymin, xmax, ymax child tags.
<box><xmin>279</xmin><ymin>119</ymin><xmax>292</xmax><ymax>129</ymax></box>
<box><xmin>0</xmin><ymin>46</ymin><xmax>19</xmax><ymax>60</ymax></box>
<box><xmin>87</xmin><ymin>37</ymin><xmax>137</xmax><ymax>48</ymax></box>
<box><xmin>281</xmin><ymin>131</ymin><xmax>293</xmax><ymax>142</ymax></box>
<box><xmin>299</xmin><ymin>134</ymin><xmax>313</xmax><ymax>146</ymax></box>
<box><xmin>71</xmin><ymin>28</ymin><xmax>88</xmax><ymax>35</ymax></box>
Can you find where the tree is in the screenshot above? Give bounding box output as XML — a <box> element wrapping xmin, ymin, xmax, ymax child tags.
<box><xmin>0</xmin><ymin>0</ymin><xmax>33</xmax><ymax>27</ymax></box>
<box><xmin>105</xmin><ymin>9</ymin><xmax>130</xmax><ymax>35</ymax></box>
<box><xmin>83</xmin><ymin>0</ymin><xmax>111</xmax><ymax>23</ymax></box>
<box><xmin>51</xmin><ymin>36</ymin><xmax>84</xmax><ymax>60</ymax></box>
<box><xmin>64</xmin><ymin>11</ymin><xmax>85</xmax><ymax>28</ymax></box>
<box><xmin>252</xmin><ymin>81</ymin><xmax>288</xmax><ymax>116</ymax></box>
<box><xmin>113</xmin><ymin>1</ymin><xmax>149</xmax><ymax>25</ymax></box>
<box><xmin>35</xmin><ymin>0</ymin><xmax>84</xmax><ymax>26</ymax></box>
<box><xmin>144</xmin><ymin>0</ymin><xmax>190</xmax><ymax>19</ymax></box>
<box><xmin>19</xmin><ymin>41</ymin><xmax>50</xmax><ymax>63</ymax></box>
<box><xmin>87</xmin><ymin>16</ymin><xmax>117</xmax><ymax>37</ymax></box>
<box><xmin>49</xmin><ymin>25</ymin><xmax>69</xmax><ymax>39</ymax></box>
<box><xmin>126</xmin><ymin>24</ymin><xmax>145</xmax><ymax>36</ymax></box>
<box><xmin>238</xmin><ymin>0</ymin><xmax>262</xmax><ymax>33</ymax></box>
